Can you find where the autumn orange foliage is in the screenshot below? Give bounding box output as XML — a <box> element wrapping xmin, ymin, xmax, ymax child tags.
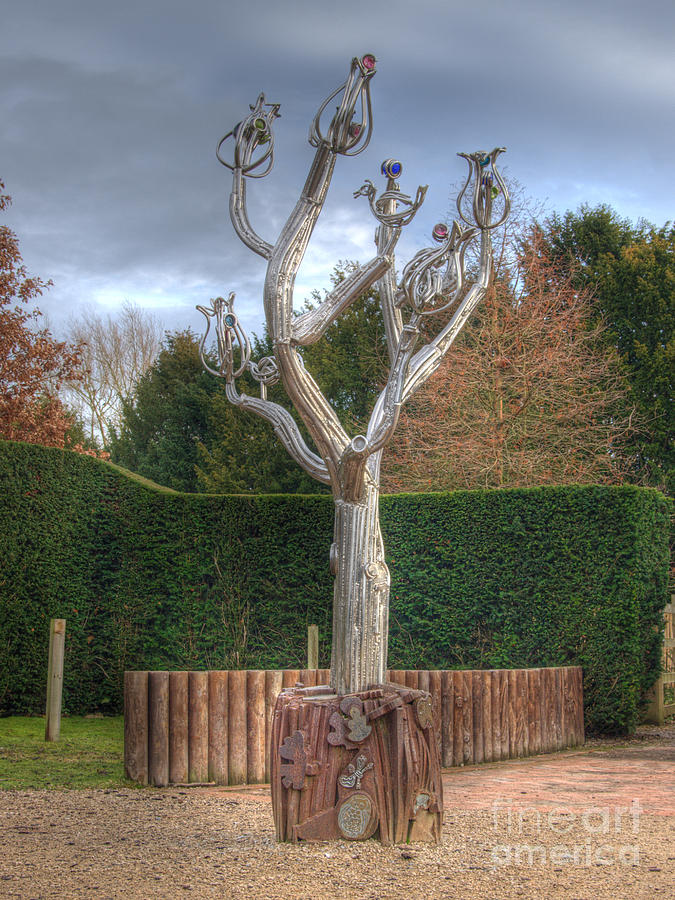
<box><xmin>0</xmin><ymin>181</ymin><xmax>100</xmax><ymax>454</ymax></box>
<box><xmin>383</xmin><ymin>229</ymin><xmax>637</xmax><ymax>491</ymax></box>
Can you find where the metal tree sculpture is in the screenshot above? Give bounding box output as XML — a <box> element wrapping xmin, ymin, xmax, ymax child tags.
<box><xmin>199</xmin><ymin>55</ymin><xmax>509</xmax><ymax>696</ymax></box>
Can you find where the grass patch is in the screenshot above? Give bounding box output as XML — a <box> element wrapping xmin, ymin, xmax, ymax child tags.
<box><xmin>0</xmin><ymin>716</ymin><xmax>135</xmax><ymax>790</ymax></box>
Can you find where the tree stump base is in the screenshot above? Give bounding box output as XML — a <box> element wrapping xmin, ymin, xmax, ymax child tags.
<box><xmin>270</xmin><ymin>683</ymin><xmax>443</xmax><ymax>844</ymax></box>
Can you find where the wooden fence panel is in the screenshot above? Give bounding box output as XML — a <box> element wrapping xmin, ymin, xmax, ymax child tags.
<box><xmin>127</xmin><ymin>665</ymin><xmax>584</xmax><ymax>786</ymax></box>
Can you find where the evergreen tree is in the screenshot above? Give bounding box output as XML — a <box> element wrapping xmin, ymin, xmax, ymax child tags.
<box><xmin>543</xmin><ymin>206</ymin><xmax>674</xmax><ymax>492</ymax></box>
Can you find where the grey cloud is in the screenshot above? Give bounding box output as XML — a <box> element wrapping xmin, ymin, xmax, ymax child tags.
<box><xmin>2</xmin><ymin>0</ymin><xmax>673</xmax><ymax>343</ymax></box>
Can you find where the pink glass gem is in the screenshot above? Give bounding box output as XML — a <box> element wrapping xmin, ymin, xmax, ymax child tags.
<box><xmin>432</xmin><ymin>223</ymin><xmax>449</xmax><ymax>242</ymax></box>
<box><xmin>350</xmin><ymin>124</ymin><xmax>362</xmax><ymax>138</ymax></box>
<box><xmin>362</xmin><ymin>54</ymin><xmax>376</xmax><ymax>71</ymax></box>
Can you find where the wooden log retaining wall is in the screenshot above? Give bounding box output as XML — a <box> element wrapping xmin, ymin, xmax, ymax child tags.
<box><xmin>124</xmin><ymin>666</ymin><xmax>583</xmax><ymax>787</ymax></box>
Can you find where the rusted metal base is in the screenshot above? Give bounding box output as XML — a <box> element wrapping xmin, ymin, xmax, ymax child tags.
<box><xmin>270</xmin><ymin>683</ymin><xmax>443</xmax><ymax>844</ymax></box>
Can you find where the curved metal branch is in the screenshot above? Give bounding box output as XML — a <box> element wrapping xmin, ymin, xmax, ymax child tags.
<box><xmin>365</xmin><ymin>323</ymin><xmax>419</xmax><ymax>452</ymax></box>
<box><xmin>401</xmin><ymin>229</ymin><xmax>494</xmax><ymax>403</ymax></box>
<box><xmin>225</xmin><ymin>381</ymin><xmax>331</xmax><ymax>485</ymax></box>
<box><xmin>360</xmin><ymin>159</ymin><xmax>425</xmax><ymax>363</ymax></box>
<box><xmin>292</xmin><ymin>255</ymin><xmax>391</xmax><ymax>346</ymax></box>
<box><xmin>229</xmin><ymin>171</ymin><xmax>273</xmax><ymax>259</ymax></box>
<box><xmin>217</xmin><ymin>94</ymin><xmax>280</xmax><ymax>259</ymax></box>
<box><xmin>197</xmin><ymin>294</ymin><xmax>330</xmax><ymax>483</ymax></box>
<box><xmin>339</xmin><ymin>321</ymin><xmax>419</xmax><ymax>499</ymax></box>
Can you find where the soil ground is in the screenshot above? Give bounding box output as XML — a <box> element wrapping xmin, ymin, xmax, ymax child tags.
<box><xmin>1</xmin><ymin>724</ymin><xmax>673</xmax><ymax>900</ymax></box>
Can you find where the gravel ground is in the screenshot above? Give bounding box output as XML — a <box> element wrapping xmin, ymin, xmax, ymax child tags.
<box><xmin>1</xmin><ymin>730</ymin><xmax>674</xmax><ymax>900</ymax></box>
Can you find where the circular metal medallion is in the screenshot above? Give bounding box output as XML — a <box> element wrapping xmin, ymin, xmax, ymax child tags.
<box><xmin>336</xmin><ymin>792</ymin><xmax>378</xmax><ymax>841</ymax></box>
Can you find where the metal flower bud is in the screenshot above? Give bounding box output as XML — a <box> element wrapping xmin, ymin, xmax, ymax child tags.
<box><xmin>395</xmin><ymin>220</ymin><xmax>476</xmax><ymax>316</ymax></box>
<box><xmin>456</xmin><ymin>148</ymin><xmax>509</xmax><ymax>230</ymax></box>
<box><xmin>216</xmin><ymin>93</ymin><xmax>281</xmax><ymax>178</ymax></box>
<box><xmin>309</xmin><ymin>55</ymin><xmax>376</xmax><ymax>156</ymax></box>
<box><xmin>353</xmin><ymin>176</ymin><xmax>427</xmax><ymax>228</ymax></box>
<box><xmin>196</xmin><ymin>293</ymin><xmax>251</xmax><ymax>382</ymax></box>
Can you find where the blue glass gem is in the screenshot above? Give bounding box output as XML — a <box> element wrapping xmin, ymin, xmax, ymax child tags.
<box><xmin>224</xmin><ymin>313</ymin><xmax>236</xmax><ymax>327</ymax></box>
<box><xmin>381</xmin><ymin>159</ymin><xmax>402</xmax><ymax>178</ymax></box>
<box><xmin>480</xmin><ymin>154</ymin><xmax>490</xmax><ymax>167</ymax></box>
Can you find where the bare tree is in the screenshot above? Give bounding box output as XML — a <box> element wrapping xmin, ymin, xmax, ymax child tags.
<box><xmin>199</xmin><ymin>56</ymin><xmax>509</xmax><ymax>694</ymax></box>
<box><xmin>383</xmin><ymin>228</ymin><xmax>638</xmax><ymax>491</ymax></box>
<box><xmin>65</xmin><ymin>301</ymin><xmax>162</xmax><ymax>445</ymax></box>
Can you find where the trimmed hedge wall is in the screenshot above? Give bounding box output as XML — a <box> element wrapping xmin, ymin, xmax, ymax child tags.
<box><xmin>0</xmin><ymin>440</ymin><xmax>670</xmax><ymax>734</ymax></box>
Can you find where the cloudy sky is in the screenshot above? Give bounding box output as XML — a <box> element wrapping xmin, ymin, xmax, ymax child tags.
<box><xmin>2</xmin><ymin>0</ymin><xmax>674</xmax><ymax>341</ymax></box>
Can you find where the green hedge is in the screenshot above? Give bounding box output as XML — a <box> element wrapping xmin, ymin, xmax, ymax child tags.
<box><xmin>0</xmin><ymin>440</ymin><xmax>670</xmax><ymax>734</ymax></box>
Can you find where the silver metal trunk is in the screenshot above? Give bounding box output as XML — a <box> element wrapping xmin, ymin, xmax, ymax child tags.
<box><xmin>330</xmin><ymin>479</ymin><xmax>389</xmax><ymax>694</ymax></box>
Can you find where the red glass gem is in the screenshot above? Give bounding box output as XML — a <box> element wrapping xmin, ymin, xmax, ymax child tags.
<box><xmin>361</xmin><ymin>54</ymin><xmax>376</xmax><ymax>71</ymax></box>
<box><xmin>432</xmin><ymin>223</ymin><xmax>449</xmax><ymax>242</ymax></box>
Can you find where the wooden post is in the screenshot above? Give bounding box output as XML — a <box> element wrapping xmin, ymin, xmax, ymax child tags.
<box><xmin>440</xmin><ymin>671</ymin><xmax>454</xmax><ymax>767</ymax></box>
<box><xmin>299</xmin><ymin>668</ymin><xmax>318</xmax><ymax>688</ymax></box>
<box><xmin>517</xmin><ymin>668</ymin><xmax>528</xmax><ymax>757</ymax></box>
<box><xmin>148</xmin><ymin>671</ymin><xmax>170</xmax><ymax>787</ymax></box>
<box><xmin>528</xmin><ymin>669</ymin><xmax>541</xmax><ymax>754</ymax></box>
<box><xmin>228</xmin><ymin>670</ymin><xmax>248</xmax><ymax>784</ymax></box>
<box><xmin>461</xmin><ymin>670</ymin><xmax>473</xmax><ymax>765</ymax></box>
<box><xmin>188</xmin><ymin>671</ymin><xmax>209</xmax><ymax>783</ymax></box>
<box><xmin>481</xmin><ymin>670</ymin><xmax>492</xmax><ymax>763</ymax></box>
<box><xmin>472</xmin><ymin>670</ymin><xmax>484</xmax><ymax>765</ymax></box>
<box><xmin>307</xmin><ymin>625</ymin><xmax>319</xmax><ymax>670</ymax></box>
<box><xmin>265</xmin><ymin>671</ymin><xmax>283</xmax><ymax>782</ymax></box>
<box><xmin>428</xmin><ymin>669</ymin><xmax>442</xmax><ymax>756</ymax></box>
<box><xmin>498</xmin><ymin>669</ymin><xmax>510</xmax><ymax>760</ymax></box>
<box><xmin>45</xmin><ymin>619</ymin><xmax>66</xmax><ymax>742</ymax></box>
<box><xmin>508</xmin><ymin>669</ymin><xmax>518</xmax><ymax>758</ymax></box>
<box><xmin>282</xmin><ymin>669</ymin><xmax>301</xmax><ymax>689</ymax></box>
<box><xmin>208</xmin><ymin>671</ymin><xmax>228</xmax><ymax>785</ymax></box>
<box><xmin>169</xmin><ymin>672</ymin><xmax>189</xmax><ymax>784</ymax></box>
<box><xmin>246</xmin><ymin>670</ymin><xmax>266</xmax><ymax>784</ymax></box>
<box><xmin>405</xmin><ymin>670</ymin><xmax>419</xmax><ymax>690</ymax></box>
<box><xmin>124</xmin><ymin>671</ymin><xmax>148</xmax><ymax>784</ymax></box>
<box><xmin>490</xmin><ymin>670</ymin><xmax>502</xmax><ymax>761</ymax></box>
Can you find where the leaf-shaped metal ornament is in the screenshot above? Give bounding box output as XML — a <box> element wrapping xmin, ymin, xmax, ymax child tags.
<box><xmin>456</xmin><ymin>147</ymin><xmax>510</xmax><ymax>230</ymax></box>
<box><xmin>216</xmin><ymin>93</ymin><xmax>281</xmax><ymax>178</ymax></box>
<box><xmin>309</xmin><ymin>55</ymin><xmax>376</xmax><ymax>156</ymax></box>
<box><xmin>196</xmin><ymin>293</ymin><xmax>251</xmax><ymax>381</ymax></box>
<box><xmin>395</xmin><ymin>220</ymin><xmax>476</xmax><ymax>317</ymax></box>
